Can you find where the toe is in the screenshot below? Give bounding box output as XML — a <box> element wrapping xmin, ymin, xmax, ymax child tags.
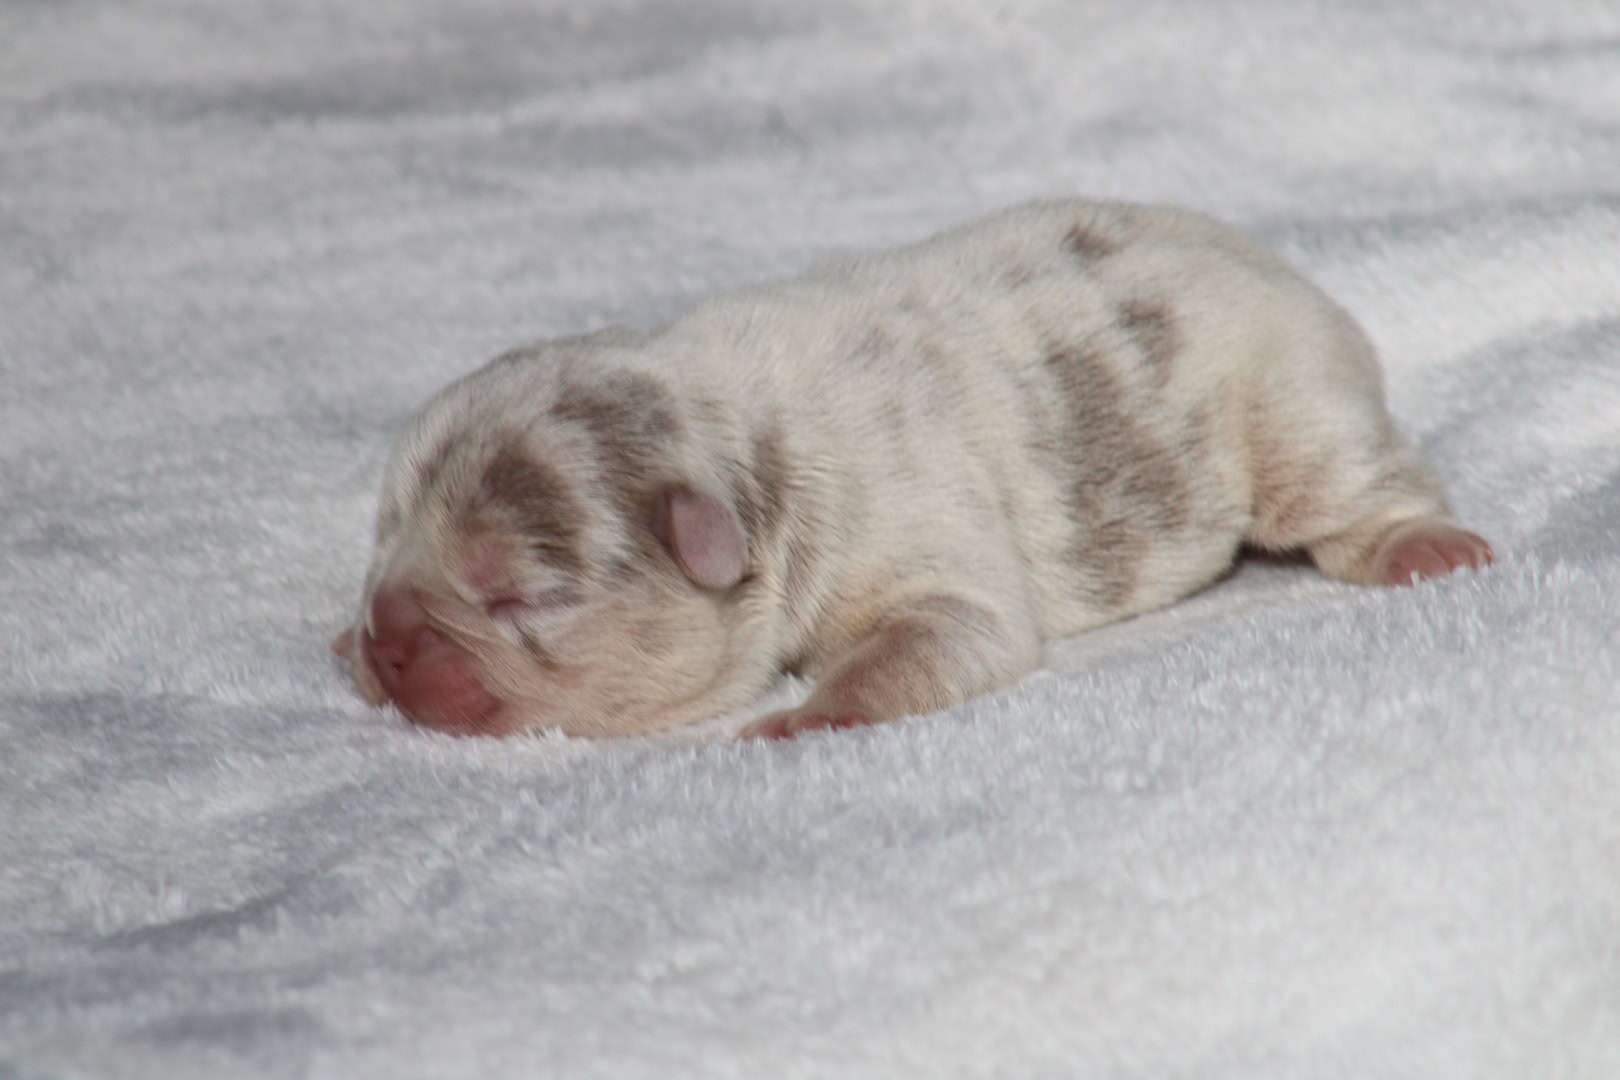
<box><xmin>1376</xmin><ymin>522</ymin><xmax>1495</xmax><ymax>586</ymax></box>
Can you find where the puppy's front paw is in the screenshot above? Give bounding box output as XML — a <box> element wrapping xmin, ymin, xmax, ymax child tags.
<box><xmin>741</xmin><ymin>706</ymin><xmax>877</xmax><ymax>741</ymax></box>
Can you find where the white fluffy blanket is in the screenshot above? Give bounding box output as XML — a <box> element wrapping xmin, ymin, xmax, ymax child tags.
<box><xmin>4</xmin><ymin>1</ymin><xmax>1618</xmax><ymax>1075</ymax></box>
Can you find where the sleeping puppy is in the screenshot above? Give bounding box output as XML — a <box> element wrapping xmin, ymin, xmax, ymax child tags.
<box><xmin>333</xmin><ymin>199</ymin><xmax>1493</xmax><ymax>739</ymax></box>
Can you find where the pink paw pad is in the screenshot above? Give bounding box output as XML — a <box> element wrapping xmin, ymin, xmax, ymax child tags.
<box><xmin>1373</xmin><ymin>521</ymin><xmax>1494</xmax><ymax>587</ymax></box>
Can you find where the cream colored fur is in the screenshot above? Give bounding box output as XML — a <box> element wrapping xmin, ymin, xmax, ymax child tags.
<box><xmin>341</xmin><ymin>199</ymin><xmax>1467</xmax><ymax>737</ymax></box>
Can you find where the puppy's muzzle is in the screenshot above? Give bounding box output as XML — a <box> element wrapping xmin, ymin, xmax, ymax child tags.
<box><xmin>362</xmin><ymin>587</ymin><xmax>508</xmax><ymax>735</ymax></box>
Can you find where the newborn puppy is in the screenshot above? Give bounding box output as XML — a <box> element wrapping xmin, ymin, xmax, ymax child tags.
<box><xmin>334</xmin><ymin>199</ymin><xmax>1492</xmax><ymax>739</ymax></box>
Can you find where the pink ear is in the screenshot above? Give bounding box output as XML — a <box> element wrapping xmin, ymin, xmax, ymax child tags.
<box><xmin>653</xmin><ymin>485</ymin><xmax>747</xmax><ymax>590</ymax></box>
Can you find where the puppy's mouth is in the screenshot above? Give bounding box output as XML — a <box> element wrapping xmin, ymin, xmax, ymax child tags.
<box><xmin>339</xmin><ymin>617</ymin><xmax>518</xmax><ymax>737</ymax></box>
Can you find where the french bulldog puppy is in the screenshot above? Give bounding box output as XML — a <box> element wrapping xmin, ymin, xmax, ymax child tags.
<box><xmin>334</xmin><ymin>199</ymin><xmax>1492</xmax><ymax>739</ymax></box>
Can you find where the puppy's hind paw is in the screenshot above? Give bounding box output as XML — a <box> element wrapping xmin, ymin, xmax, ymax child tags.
<box><xmin>1372</xmin><ymin>519</ymin><xmax>1494</xmax><ymax>587</ymax></box>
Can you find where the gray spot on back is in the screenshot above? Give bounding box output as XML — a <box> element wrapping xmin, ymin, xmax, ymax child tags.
<box><xmin>1040</xmin><ymin>344</ymin><xmax>1194</xmax><ymax>610</ymax></box>
<box><xmin>1114</xmin><ymin>299</ymin><xmax>1179</xmax><ymax>388</ymax></box>
<box><xmin>1065</xmin><ymin>224</ymin><xmax>1121</xmax><ymax>264</ymax></box>
<box><xmin>1116</xmin><ymin>298</ymin><xmax>1179</xmax><ymax>387</ymax></box>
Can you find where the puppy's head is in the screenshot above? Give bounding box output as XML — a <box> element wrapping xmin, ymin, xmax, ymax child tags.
<box><xmin>335</xmin><ymin>341</ymin><xmax>769</xmax><ymax>737</ymax></box>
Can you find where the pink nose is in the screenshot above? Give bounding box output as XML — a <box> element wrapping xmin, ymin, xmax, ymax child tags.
<box><xmin>365</xmin><ymin>586</ymin><xmax>430</xmax><ymax>691</ymax></box>
<box><xmin>362</xmin><ymin>586</ymin><xmax>507</xmax><ymax>735</ymax></box>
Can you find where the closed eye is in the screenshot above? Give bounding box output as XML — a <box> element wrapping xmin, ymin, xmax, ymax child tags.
<box><xmin>483</xmin><ymin>587</ymin><xmax>581</xmax><ymax>623</ymax></box>
<box><xmin>483</xmin><ymin>595</ymin><xmax>529</xmax><ymax>621</ymax></box>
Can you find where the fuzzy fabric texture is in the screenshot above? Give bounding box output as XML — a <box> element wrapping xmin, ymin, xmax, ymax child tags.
<box><xmin>3</xmin><ymin>1</ymin><xmax>1618</xmax><ymax>1076</ymax></box>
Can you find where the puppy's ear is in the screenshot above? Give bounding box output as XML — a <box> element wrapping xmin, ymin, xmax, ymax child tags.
<box><xmin>651</xmin><ymin>485</ymin><xmax>747</xmax><ymax>590</ymax></box>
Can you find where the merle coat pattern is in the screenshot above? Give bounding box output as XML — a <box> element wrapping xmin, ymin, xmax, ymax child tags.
<box><xmin>336</xmin><ymin>200</ymin><xmax>1492</xmax><ymax>738</ymax></box>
